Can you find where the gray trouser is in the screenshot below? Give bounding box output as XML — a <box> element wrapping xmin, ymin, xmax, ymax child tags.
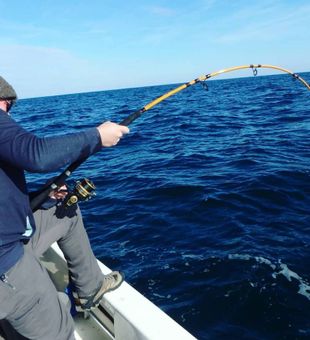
<box><xmin>0</xmin><ymin>204</ymin><xmax>103</xmax><ymax>340</ymax></box>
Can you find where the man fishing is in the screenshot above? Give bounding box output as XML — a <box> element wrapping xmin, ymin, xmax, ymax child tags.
<box><xmin>0</xmin><ymin>76</ymin><xmax>129</xmax><ymax>339</ymax></box>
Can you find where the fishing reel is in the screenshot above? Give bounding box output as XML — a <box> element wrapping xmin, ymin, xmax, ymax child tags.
<box><xmin>63</xmin><ymin>178</ymin><xmax>96</xmax><ymax>207</ymax></box>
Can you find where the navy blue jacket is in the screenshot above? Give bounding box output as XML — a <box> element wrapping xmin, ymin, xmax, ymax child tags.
<box><xmin>0</xmin><ymin>109</ymin><xmax>101</xmax><ymax>274</ymax></box>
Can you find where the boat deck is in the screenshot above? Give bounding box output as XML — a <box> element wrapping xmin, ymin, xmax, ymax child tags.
<box><xmin>0</xmin><ymin>314</ymin><xmax>111</xmax><ymax>340</ymax></box>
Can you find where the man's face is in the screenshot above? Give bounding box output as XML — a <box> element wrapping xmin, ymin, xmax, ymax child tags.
<box><xmin>0</xmin><ymin>99</ymin><xmax>13</xmax><ymax>114</ymax></box>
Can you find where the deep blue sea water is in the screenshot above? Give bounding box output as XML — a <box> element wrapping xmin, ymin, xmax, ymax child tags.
<box><xmin>14</xmin><ymin>72</ymin><xmax>309</xmax><ymax>339</ymax></box>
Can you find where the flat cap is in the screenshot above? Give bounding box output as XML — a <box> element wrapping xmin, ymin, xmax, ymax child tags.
<box><xmin>0</xmin><ymin>76</ymin><xmax>17</xmax><ymax>100</ymax></box>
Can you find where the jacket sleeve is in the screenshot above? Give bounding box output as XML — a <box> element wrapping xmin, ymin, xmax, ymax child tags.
<box><xmin>0</xmin><ymin>112</ymin><xmax>102</xmax><ymax>173</ymax></box>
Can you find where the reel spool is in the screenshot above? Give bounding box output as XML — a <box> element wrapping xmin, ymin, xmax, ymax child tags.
<box><xmin>64</xmin><ymin>178</ymin><xmax>96</xmax><ymax>207</ymax></box>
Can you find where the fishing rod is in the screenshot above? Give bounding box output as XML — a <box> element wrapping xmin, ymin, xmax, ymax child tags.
<box><xmin>30</xmin><ymin>64</ymin><xmax>310</xmax><ymax>212</ymax></box>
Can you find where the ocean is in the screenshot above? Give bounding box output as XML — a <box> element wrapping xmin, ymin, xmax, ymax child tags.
<box><xmin>15</xmin><ymin>72</ymin><xmax>309</xmax><ymax>339</ymax></box>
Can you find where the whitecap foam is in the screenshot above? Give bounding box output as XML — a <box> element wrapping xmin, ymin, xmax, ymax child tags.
<box><xmin>228</xmin><ymin>254</ymin><xmax>310</xmax><ymax>301</ymax></box>
<box><xmin>273</xmin><ymin>263</ymin><xmax>310</xmax><ymax>300</ymax></box>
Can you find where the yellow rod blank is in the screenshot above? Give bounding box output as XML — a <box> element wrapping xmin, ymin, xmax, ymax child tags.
<box><xmin>140</xmin><ymin>64</ymin><xmax>309</xmax><ymax>114</ymax></box>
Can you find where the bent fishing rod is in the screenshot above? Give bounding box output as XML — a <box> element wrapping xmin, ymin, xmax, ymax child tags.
<box><xmin>30</xmin><ymin>64</ymin><xmax>310</xmax><ymax>212</ymax></box>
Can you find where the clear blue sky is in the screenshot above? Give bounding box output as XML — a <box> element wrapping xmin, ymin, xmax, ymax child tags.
<box><xmin>0</xmin><ymin>0</ymin><xmax>309</xmax><ymax>98</ymax></box>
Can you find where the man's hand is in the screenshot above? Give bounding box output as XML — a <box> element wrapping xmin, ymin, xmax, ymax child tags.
<box><xmin>96</xmin><ymin>121</ymin><xmax>129</xmax><ymax>147</ymax></box>
<box><xmin>49</xmin><ymin>185</ymin><xmax>68</xmax><ymax>200</ymax></box>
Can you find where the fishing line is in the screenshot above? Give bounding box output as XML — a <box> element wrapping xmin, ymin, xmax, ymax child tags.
<box><xmin>30</xmin><ymin>64</ymin><xmax>310</xmax><ymax>211</ymax></box>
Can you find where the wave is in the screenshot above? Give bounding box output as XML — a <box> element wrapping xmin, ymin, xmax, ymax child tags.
<box><xmin>228</xmin><ymin>254</ymin><xmax>310</xmax><ymax>300</ymax></box>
